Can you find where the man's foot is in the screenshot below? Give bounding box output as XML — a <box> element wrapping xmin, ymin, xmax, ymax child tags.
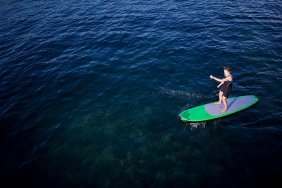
<box><xmin>215</xmin><ymin>102</ymin><xmax>221</xmax><ymax>105</ymax></box>
<box><xmin>221</xmin><ymin>108</ymin><xmax>227</xmax><ymax>113</ymax></box>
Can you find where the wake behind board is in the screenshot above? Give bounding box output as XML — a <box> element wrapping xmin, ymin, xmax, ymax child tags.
<box><xmin>179</xmin><ymin>95</ymin><xmax>259</xmax><ymax>122</ymax></box>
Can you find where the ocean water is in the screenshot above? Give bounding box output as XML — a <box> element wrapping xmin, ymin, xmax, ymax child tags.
<box><xmin>0</xmin><ymin>0</ymin><xmax>281</xmax><ymax>187</ymax></box>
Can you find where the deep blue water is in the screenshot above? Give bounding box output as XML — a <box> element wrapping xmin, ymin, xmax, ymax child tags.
<box><xmin>0</xmin><ymin>0</ymin><xmax>282</xmax><ymax>187</ymax></box>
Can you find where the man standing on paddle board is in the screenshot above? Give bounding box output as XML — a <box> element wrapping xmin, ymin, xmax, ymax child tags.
<box><xmin>210</xmin><ymin>66</ymin><xmax>233</xmax><ymax>113</ymax></box>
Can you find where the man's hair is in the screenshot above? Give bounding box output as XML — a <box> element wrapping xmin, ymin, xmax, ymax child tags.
<box><xmin>224</xmin><ymin>66</ymin><xmax>231</xmax><ymax>72</ymax></box>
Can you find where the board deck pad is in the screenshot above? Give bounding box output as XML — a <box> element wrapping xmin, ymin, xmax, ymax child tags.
<box><xmin>179</xmin><ymin>95</ymin><xmax>259</xmax><ymax>122</ymax></box>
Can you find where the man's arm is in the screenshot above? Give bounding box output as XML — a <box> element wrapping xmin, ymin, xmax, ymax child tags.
<box><xmin>210</xmin><ymin>75</ymin><xmax>223</xmax><ymax>82</ymax></box>
<box><xmin>210</xmin><ymin>75</ymin><xmax>232</xmax><ymax>82</ymax></box>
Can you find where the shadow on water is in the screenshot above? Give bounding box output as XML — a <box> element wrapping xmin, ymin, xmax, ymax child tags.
<box><xmin>157</xmin><ymin>87</ymin><xmax>205</xmax><ymax>99</ymax></box>
<box><xmin>180</xmin><ymin>117</ymin><xmax>224</xmax><ymax>130</ymax></box>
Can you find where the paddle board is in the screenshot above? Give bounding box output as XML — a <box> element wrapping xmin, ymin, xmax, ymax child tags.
<box><xmin>179</xmin><ymin>95</ymin><xmax>259</xmax><ymax>122</ymax></box>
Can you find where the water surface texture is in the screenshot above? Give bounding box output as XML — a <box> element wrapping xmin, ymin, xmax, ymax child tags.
<box><xmin>0</xmin><ymin>0</ymin><xmax>282</xmax><ymax>187</ymax></box>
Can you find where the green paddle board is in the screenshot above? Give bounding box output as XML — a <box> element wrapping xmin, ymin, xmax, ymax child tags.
<box><xmin>179</xmin><ymin>95</ymin><xmax>259</xmax><ymax>122</ymax></box>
